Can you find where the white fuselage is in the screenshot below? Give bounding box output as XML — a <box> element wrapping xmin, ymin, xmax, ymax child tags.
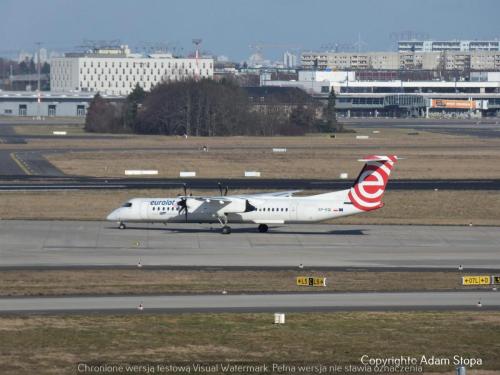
<box><xmin>107</xmin><ymin>190</ymin><xmax>361</xmax><ymax>225</ymax></box>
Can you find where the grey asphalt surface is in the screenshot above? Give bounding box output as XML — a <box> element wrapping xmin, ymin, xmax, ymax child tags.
<box><xmin>0</xmin><ymin>177</ymin><xmax>499</xmax><ymax>191</ymax></box>
<box><xmin>12</xmin><ymin>151</ymin><xmax>64</xmax><ymax>176</ymax></box>
<box><xmin>345</xmin><ymin>118</ymin><xmax>500</xmax><ymax>138</ymax></box>
<box><xmin>0</xmin><ymin>151</ymin><xmax>26</xmax><ymax>175</ymax></box>
<box><xmin>1</xmin><ymin>221</ymin><xmax>498</xmax><ymax>269</ymax></box>
<box><xmin>0</xmin><ymin>291</ymin><xmax>498</xmax><ymax>314</ymax></box>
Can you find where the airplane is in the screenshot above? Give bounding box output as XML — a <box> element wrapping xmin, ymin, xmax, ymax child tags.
<box><xmin>106</xmin><ymin>155</ymin><xmax>398</xmax><ymax>234</ymax></box>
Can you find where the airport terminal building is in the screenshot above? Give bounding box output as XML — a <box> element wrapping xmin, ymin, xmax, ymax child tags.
<box><xmin>262</xmin><ymin>70</ymin><xmax>500</xmax><ymax>118</ymax></box>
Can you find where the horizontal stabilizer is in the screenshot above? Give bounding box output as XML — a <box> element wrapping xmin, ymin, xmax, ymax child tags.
<box><xmin>358</xmin><ymin>155</ymin><xmax>399</xmax><ymax>162</ymax></box>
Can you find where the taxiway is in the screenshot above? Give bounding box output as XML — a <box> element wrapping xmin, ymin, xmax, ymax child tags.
<box><xmin>1</xmin><ymin>221</ymin><xmax>498</xmax><ymax>269</ymax></box>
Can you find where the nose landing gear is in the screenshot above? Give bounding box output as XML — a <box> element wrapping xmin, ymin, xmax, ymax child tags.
<box><xmin>118</xmin><ymin>222</ymin><xmax>126</xmax><ymax>230</ymax></box>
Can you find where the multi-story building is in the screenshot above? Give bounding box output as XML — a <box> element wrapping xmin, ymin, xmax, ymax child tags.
<box><xmin>302</xmin><ymin>51</ymin><xmax>500</xmax><ymax>72</ymax></box>
<box><xmin>50</xmin><ymin>45</ymin><xmax>214</xmax><ymax>95</ymax></box>
<box><xmin>398</xmin><ymin>40</ymin><xmax>500</xmax><ymax>52</ymax></box>
<box><xmin>301</xmin><ymin>52</ymin><xmax>400</xmax><ymax>70</ymax></box>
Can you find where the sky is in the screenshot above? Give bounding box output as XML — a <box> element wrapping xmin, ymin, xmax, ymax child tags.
<box><xmin>0</xmin><ymin>0</ymin><xmax>499</xmax><ymax>61</ymax></box>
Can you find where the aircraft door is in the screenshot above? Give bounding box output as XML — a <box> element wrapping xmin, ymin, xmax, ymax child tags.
<box><xmin>141</xmin><ymin>202</ymin><xmax>150</xmax><ymax>220</ymax></box>
<box><xmin>289</xmin><ymin>201</ymin><xmax>298</xmax><ymax>221</ymax></box>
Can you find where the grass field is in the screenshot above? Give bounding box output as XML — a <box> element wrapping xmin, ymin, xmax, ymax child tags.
<box><xmin>0</xmin><ymin>189</ymin><xmax>498</xmax><ymax>225</ymax></box>
<box><xmin>0</xmin><ymin>312</ymin><xmax>499</xmax><ymax>374</ymax></box>
<box><xmin>0</xmin><ymin>270</ymin><xmax>488</xmax><ymax>297</ymax></box>
<box><xmin>1</xmin><ymin>128</ymin><xmax>499</xmax><ymax>180</ymax></box>
<box><xmin>12</xmin><ymin>124</ymin><xmax>87</xmax><ymax>136</ymax></box>
<box><xmin>37</xmin><ymin>128</ymin><xmax>500</xmax><ymax>179</ymax></box>
<box><xmin>3</xmin><ymin>125</ymin><xmax>500</xmax><ymax>179</ymax></box>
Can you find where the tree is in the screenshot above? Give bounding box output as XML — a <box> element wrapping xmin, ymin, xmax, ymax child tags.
<box><xmin>85</xmin><ymin>93</ymin><xmax>121</xmax><ymax>133</ymax></box>
<box><xmin>323</xmin><ymin>88</ymin><xmax>344</xmax><ymax>132</ymax></box>
<box><xmin>289</xmin><ymin>105</ymin><xmax>315</xmax><ymax>134</ymax></box>
<box><xmin>84</xmin><ymin>80</ymin><xmax>325</xmax><ymax>136</ymax></box>
<box><xmin>134</xmin><ymin>79</ymin><xmax>251</xmax><ymax>136</ymax></box>
<box><xmin>41</xmin><ymin>62</ymin><xmax>50</xmax><ymax>75</ymax></box>
<box><xmin>122</xmin><ymin>84</ymin><xmax>146</xmax><ymax>131</ymax></box>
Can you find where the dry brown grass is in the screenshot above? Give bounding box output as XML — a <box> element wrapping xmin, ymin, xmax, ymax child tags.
<box><xmin>3</xmin><ymin>126</ymin><xmax>500</xmax><ymax>179</ymax></box>
<box><xmin>1</xmin><ymin>312</ymin><xmax>499</xmax><ymax>374</ymax></box>
<box><xmin>336</xmin><ymin>190</ymin><xmax>500</xmax><ymax>226</ymax></box>
<box><xmin>0</xmin><ymin>270</ymin><xmax>484</xmax><ymax>297</ymax></box>
<box><xmin>0</xmin><ymin>189</ymin><xmax>498</xmax><ymax>225</ymax></box>
<box><xmin>34</xmin><ymin>128</ymin><xmax>500</xmax><ymax>179</ymax></box>
<box><xmin>12</xmin><ymin>124</ymin><xmax>86</xmax><ymax>136</ymax></box>
<box><xmin>45</xmin><ymin>145</ymin><xmax>500</xmax><ymax>179</ymax></box>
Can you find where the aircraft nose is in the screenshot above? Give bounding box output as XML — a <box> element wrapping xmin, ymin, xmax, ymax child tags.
<box><xmin>107</xmin><ymin>209</ymin><xmax>118</xmax><ymax>221</ymax></box>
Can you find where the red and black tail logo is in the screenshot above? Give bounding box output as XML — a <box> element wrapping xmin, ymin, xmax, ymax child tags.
<box><xmin>348</xmin><ymin>155</ymin><xmax>398</xmax><ymax>211</ymax></box>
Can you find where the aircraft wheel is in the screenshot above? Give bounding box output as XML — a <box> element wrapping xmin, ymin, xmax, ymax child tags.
<box><xmin>258</xmin><ymin>224</ymin><xmax>269</xmax><ymax>233</ymax></box>
<box><xmin>221</xmin><ymin>226</ymin><xmax>231</xmax><ymax>235</ymax></box>
<box><xmin>119</xmin><ymin>222</ymin><xmax>126</xmax><ymax>230</ymax></box>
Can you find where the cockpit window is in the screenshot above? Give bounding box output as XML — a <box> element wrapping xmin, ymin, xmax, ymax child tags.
<box><xmin>122</xmin><ymin>202</ymin><xmax>133</xmax><ymax>208</ymax></box>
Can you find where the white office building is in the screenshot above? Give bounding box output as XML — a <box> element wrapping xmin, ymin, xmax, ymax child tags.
<box><xmin>399</xmin><ymin>40</ymin><xmax>500</xmax><ymax>52</ymax></box>
<box><xmin>50</xmin><ymin>45</ymin><xmax>214</xmax><ymax>95</ymax></box>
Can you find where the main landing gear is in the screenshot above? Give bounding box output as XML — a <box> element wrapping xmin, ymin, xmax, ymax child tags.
<box><xmin>258</xmin><ymin>224</ymin><xmax>269</xmax><ymax>233</ymax></box>
<box><xmin>218</xmin><ymin>215</ymin><xmax>231</xmax><ymax>235</ymax></box>
<box><xmin>118</xmin><ymin>222</ymin><xmax>126</xmax><ymax>230</ymax></box>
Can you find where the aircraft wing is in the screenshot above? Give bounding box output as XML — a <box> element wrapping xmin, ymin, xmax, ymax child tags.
<box><xmin>232</xmin><ymin>190</ymin><xmax>302</xmax><ymax>198</ymax></box>
<box><xmin>188</xmin><ymin>196</ymin><xmax>259</xmax><ymax>214</ymax></box>
<box><xmin>190</xmin><ymin>196</ymin><xmax>234</xmax><ymax>204</ymax></box>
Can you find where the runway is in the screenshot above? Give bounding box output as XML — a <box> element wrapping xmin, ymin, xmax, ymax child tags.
<box><xmin>0</xmin><ymin>177</ymin><xmax>498</xmax><ymax>191</ymax></box>
<box><xmin>0</xmin><ymin>291</ymin><xmax>498</xmax><ymax>314</ymax></box>
<box><xmin>1</xmin><ymin>221</ymin><xmax>499</xmax><ymax>269</ymax></box>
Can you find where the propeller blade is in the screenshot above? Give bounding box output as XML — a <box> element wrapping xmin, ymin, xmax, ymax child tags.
<box><xmin>183</xmin><ymin>183</ymin><xmax>187</xmax><ymax>197</ymax></box>
<box><xmin>177</xmin><ymin>197</ymin><xmax>188</xmax><ymax>222</ymax></box>
<box><xmin>218</xmin><ymin>182</ymin><xmax>223</xmax><ymax>196</ymax></box>
<box><xmin>224</xmin><ymin>185</ymin><xmax>228</xmax><ymax>196</ymax></box>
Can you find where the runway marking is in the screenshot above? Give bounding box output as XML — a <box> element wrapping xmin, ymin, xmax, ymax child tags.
<box><xmin>10</xmin><ymin>152</ymin><xmax>32</xmax><ymax>175</ymax></box>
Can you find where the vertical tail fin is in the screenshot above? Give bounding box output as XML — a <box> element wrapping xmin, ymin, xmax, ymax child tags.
<box><xmin>348</xmin><ymin>155</ymin><xmax>398</xmax><ymax>211</ymax></box>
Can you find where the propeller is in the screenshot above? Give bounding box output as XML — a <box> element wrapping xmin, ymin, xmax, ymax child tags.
<box><xmin>178</xmin><ymin>183</ymin><xmax>189</xmax><ymax>222</ymax></box>
<box><xmin>218</xmin><ymin>181</ymin><xmax>228</xmax><ymax>196</ymax></box>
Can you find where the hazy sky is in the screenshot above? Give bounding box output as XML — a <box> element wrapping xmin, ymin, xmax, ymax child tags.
<box><xmin>0</xmin><ymin>0</ymin><xmax>499</xmax><ymax>60</ymax></box>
